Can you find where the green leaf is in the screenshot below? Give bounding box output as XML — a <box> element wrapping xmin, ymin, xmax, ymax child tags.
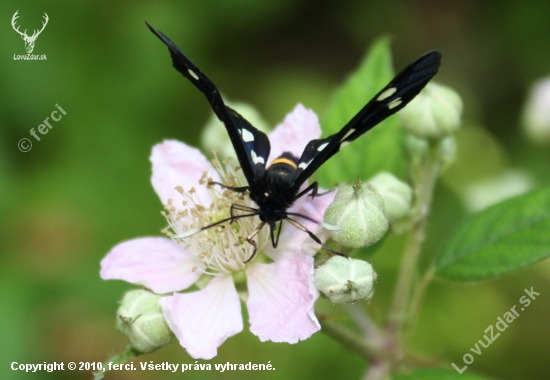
<box><xmin>393</xmin><ymin>368</ymin><xmax>489</xmax><ymax>380</ymax></box>
<box><xmin>436</xmin><ymin>186</ymin><xmax>550</xmax><ymax>281</ymax></box>
<box><xmin>316</xmin><ymin>37</ymin><xmax>406</xmax><ymax>187</ymax></box>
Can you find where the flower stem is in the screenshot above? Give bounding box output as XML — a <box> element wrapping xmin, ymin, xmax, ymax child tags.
<box><xmin>320</xmin><ymin>139</ymin><xmax>443</xmax><ymax>378</ymax></box>
<box><xmin>318</xmin><ymin>317</ymin><xmax>385</xmax><ymax>362</ymax></box>
<box><xmin>408</xmin><ymin>265</ymin><xmax>436</xmax><ymax>321</ymax></box>
<box><xmin>93</xmin><ymin>346</ymin><xmax>140</xmax><ymax>380</ymax></box>
<box><xmin>346</xmin><ymin>304</ymin><xmax>381</xmax><ymax>337</ymax></box>
<box><xmin>364</xmin><ymin>359</ymin><xmax>391</xmax><ymax>380</ymax></box>
<box><xmin>387</xmin><ymin>140</ymin><xmax>442</xmax><ymax>346</ymax></box>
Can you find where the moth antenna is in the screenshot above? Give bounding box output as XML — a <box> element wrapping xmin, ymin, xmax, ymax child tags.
<box><xmin>172</xmin><ymin>212</ymin><xmax>260</xmax><ymax>239</ymax></box>
<box><xmin>285</xmin><ymin>211</ymin><xmax>324</xmax><ymax>226</ymax></box>
<box><xmin>208</xmin><ymin>181</ymin><xmax>250</xmax><ymax>193</ymax></box>
<box><xmin>284</xmin><ymin>216</ymin><xmax>346</xmax><ymax>257</ymax></box>
<box><xmin>285</xmin><ymin>212</ymin><xmax>342</xmax><ymax>231</ymax></box>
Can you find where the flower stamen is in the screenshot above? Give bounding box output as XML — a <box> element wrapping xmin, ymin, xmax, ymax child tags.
<box><xmin>162</xmin><ymin>153</ymin><xmax>268</xmax><ymax>274</ymax></box>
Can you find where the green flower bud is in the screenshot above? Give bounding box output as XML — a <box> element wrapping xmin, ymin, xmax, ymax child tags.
<box><xmin>367</xmin><ymin>172</ymin><xmax>412</xmax><ymax>223</ymax></box>
<box><xmin>406</xmin><ymin>134</ymin><xmax>456</xmax><ymax>173</ymax></box>
<box><xmin>315</xmin><ymin>256</ymin><xmax>377</xmax><ymax>304</ymax></box>
<box><xmin>522</xmin><ymin>77</ymin><xmax>550</xmax><ymax>144</ymax></box>
<box><xmin>324</xmin><ymin>181</ymin><xmax>388</xmax><ymax>249</ymax></box>
<box><xmin>405</xmin><ymin>133</ymin><xmax>429</xmax><ymax>159</ymax></box>
<box><xmin>116</xmin><ymin>289</ymin><xmax>173</xmax><ymax>354</ymax></box>
<box><xmin>400</xmin><ymin>82</ymin><xmax>463</xmax><ymax>139</ymax></box>
<box><xmin>201</xmin><ymin>101</ymin><xmax>270</xmax><ymax>159</ymax></box>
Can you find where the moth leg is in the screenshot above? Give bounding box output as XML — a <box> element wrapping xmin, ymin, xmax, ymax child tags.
<box><xmin>230</xmin><ymin>203</ymin><xmax>258</xmax><ymax>223</ymax></box>
<box><xmin>294</xmin><ymin>181</ymin><xmax>319</xmax><ymax>200</ymax></box>
<box><xmin>271</xmin><ymin>220</ymin><xmax>283</xmax><ymax>248</ymax></box>
<box><xmin>244</xmin><ymin>221</ymin><xmax>266</xmax><ymax>263</ymax></box>
<box><xmin>208</xmin><ymin>181</ymin><xmax>249</xmax><ymax>193</ymax></box>
<box><xmin>294</xmin><ymin>181</ymin><xmax>332</xmax><ymax>200</ymax></box>
<box><xmin>313</xmin><ymin>188</ymin><xmax>333</xmax><ymax>197</ymax></box>
<box><xmin>285</xmin><ymin>217</ymin><xmax>346</xmax><ymax>257</ymax></box>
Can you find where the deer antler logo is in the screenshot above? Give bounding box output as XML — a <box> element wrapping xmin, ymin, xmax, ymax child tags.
<box><xmin>11</xmin><ymin>11</ymin><xmax>49</xmax><ymax>54</ymax></box>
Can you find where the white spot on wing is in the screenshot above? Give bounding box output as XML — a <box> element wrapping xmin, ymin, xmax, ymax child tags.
<box><xmin>240</xmin><ymin>129</ymin><xmax>255</xmax><ymax>142</ymax></box>
<box><xmin>377</xmin><ymin>87</ymin><xmax>397</xmax><ymax>101</ymax></box>
<box><xmin>339</xmin><ymin>141</ymin><xmax>350</xmax><ymax>150</ymax></box>
<box><xmin>388</xmin><ymin>98</ymin><xmax>402</xmax><ymax>109</ymax></box>
<box><xmin>251</xmin><ymin>151</ymin><xmax>265</xmax><ymax>165</ymax></box>
<box><xmin>317</xmin><ymin>142</ymin><xmax>329</xmax><ymax>151</ymax></box>
<box><xmin>298</xmin><ymin>159</ymin><xmax>312</xmax><ymax>170</ymax></box>
<box><xmin>341</xmin><ymin>128</ymin><xmax>355</xmax><ymax>142</ymax></box>
<box><xmin>188</xmin><ymin>69</ymin><xmax>199</xmax><ymax>80</ymax></box>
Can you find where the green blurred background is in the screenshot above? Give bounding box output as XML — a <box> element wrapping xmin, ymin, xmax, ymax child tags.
<box><xmin>2</xmin><ymin>1</ymin><xmax>550</xmax><ymax>379</ymax></box>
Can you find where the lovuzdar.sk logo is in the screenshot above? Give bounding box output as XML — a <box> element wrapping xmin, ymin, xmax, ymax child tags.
<box><xmin>11</xmin><ymin>10</ymin><xmax>48</xmax><ymax>60</ymax></box>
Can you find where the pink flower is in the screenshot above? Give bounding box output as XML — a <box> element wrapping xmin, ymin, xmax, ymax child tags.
<box><xmin>101</xmin><ymin>104</ymin><xmax>334</xmax><ymax>359</ymax></box>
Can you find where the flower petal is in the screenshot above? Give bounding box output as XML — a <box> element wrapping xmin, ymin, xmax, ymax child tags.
<box><xmin>268</xmin><ymin>104</ymin><xmax>321</xmax><ymax>163</ymax></box>
<box><xmin>100</xmin><ymin>237</ymin><xmax>203</xmax><ymax>294</ymax></box>
<box><xmin>262</xmin><ymin>218</ymin><xmax>309</xmax><ymax>261</ymax></box>
<box><xmin>246</xmin><ymin>255</ymin><xmax>320</xmax><ymax>343</ymax></box>
<box><xmin>150</xmin><ymin>140</ymin><xmax>220</xmax><ymax>206</ymax></box>
<box><xmin>295</xmin><ymin>190</ymin><xmax>336</xmax><ymax>256</ymax></box>
<box><xmin>299</xmin><ymin>188</ymin><xmax>335</xmax><ymax>220</ymax></box>
<box><xmin>159</xmin><ymin>276</ymin><xmax>243</xmax><ymax>359</ymax></box>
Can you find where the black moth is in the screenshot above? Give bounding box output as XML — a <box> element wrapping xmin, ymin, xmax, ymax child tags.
<box><xmin>147</xmin><ymin>23</ymin><xmax>441</xmax><ymax>262</ymax></box>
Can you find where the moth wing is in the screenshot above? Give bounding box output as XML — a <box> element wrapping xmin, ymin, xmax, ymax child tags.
<box><xmin>147</xmin><ymin>23</ymin><xmax>270</xmax><ymax>186</ymax></box>
<box><xmin>290</xmin><ymin>50</ymin><xmax>442</xmax><ymax>190</ymax></box>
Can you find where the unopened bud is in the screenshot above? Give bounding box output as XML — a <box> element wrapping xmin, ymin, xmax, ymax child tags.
<box><xmin>324</xmin><ymin>181</ymin><xmax>388</xmax><ymax>249</ymax></box>
<box><xmin>406</xmin><ymin>134</ymin><xmax>429</xmax><ymax>158</ymax></box>
<box><xmin>116</xmin><ymin>289</ymin><xmax>173</xmax><ymax>354</ymax></box>
<box><xmin>400</xmin><ymin>82</ymin><xmax>463</xmax><ymax>139</ymax></box>
<box><xmin>315</xmin><ymin>256</ymin><xmax>377</xmax><ymax>304</ymax></box>
<box><xmin>367</xmin><ymin>172</ymin><xmax>412</xmax><ymax>223</ymax></box>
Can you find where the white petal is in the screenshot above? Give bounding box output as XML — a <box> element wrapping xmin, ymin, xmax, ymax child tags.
<box><xmin>100</xmin><ymin>237</ymin><xmax>203</xmax><ymax>293</ymax></box>
<box><xmin>246</xmin><ymin>256</ymin><xmax>320</xmax><ymax>343</ymax></box>
<box><xmin>159</xmin><ymin>276</ymin><xmax>243</xmax><ymax>359</ymax></box>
